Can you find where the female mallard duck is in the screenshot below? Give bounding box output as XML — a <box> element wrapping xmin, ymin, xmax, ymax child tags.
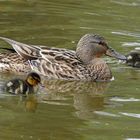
<box><xmin>125</xmin><ymin>47</ymin><xmax>140</xmax><ymax>68</ymax></box>
<box><xmin>5</xmin><ymin>72</ymin><xmax>41</xmax><ymax>95</ymax></box>
<box><xmin>0</xmin><ymin>34</ymin><xmax>126</xmax><ymax>81</ymax></box>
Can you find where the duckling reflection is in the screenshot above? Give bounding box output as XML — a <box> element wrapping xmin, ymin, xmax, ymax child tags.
<box><xmin>5</xmin><ymin>72</ymin><xmax>41</xmax><ymax>95</ymax></box>
<box><xmin>0</xmin><ymin>90</ymin><xmax>38</xmax><ymax>112</ymax></box>
<box><xmin>1</xmin><ymin>71</ymin><xmax>110</xmax><ymax>115</ymax></box>
<box><xmin>25</xmin><ymin>95</ymin><xmax>38</xmax><ymax>112</ymax></box>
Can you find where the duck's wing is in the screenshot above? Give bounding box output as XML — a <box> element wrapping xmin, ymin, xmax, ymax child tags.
<box><xmin>0</xmin><ymin>39</ymin><xmax>31</xmax><ymax>73</ymax></box>
<box><xmin>0</xmin><ymin>37</ymin><xmax>87</xmax><ymax>79</ymax></box>
<box><xmin>30</xmin><ymin>47</ymin><xmax>87</xmax><ymax>79</ymax></box>
<box><xmin>0</xmin><ymin>52</ymin><xmax>30</xmax><ymax>73</ymax></box>
<box><xmin>0</xmin><ymin>37</ymin><xmax>41</xmax><ymax>60</ymax></box>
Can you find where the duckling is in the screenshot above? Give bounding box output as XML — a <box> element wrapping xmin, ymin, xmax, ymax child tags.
<box><xmin>126</xmin><ymin>48</ymin><xmax>140</xmax><ymax>68</ymax></box>
<box><xmin>5</xmin><ymin>72</ymin><xmax>41</xmax><ymax>95</ymax></box>
<box><xmin>0</xmin><ymin>34</ymin><xmax>126</xmax><ymax>81</ymax></box>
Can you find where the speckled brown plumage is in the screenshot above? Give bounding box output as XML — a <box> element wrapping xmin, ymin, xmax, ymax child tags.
<box><xmin>0</xmin><ymin>34</ymin><xmax>126</xmax><ymax>81</ymax></box>
<box><xmin>0</xmin><ymin>52</ymin><xmax>30</xmax><ymax>73</ymax></box>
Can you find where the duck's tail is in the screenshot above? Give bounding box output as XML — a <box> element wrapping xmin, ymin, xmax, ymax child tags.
<box><xmin>0</xmin><ymin>37</ymin><xmax>41</xmax><ymax>60</ymax></box>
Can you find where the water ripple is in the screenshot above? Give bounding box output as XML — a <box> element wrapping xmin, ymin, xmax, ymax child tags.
<box><xmin>110</xmin><ymin>97</ymin><xmax>140</xmax><ymax>102</ymax></box>
<box><xmin>94</xmin><ymin>111</ymin><xmax>120</xmax><ymax>117</ymax></box>
<box><xmin>85</xmin><ymin>12</ymin><xmax>100</xmax><ymax>16</ymax></box>
<box><xmin>41</xmin><ymin>100</ymin><xmax>70</xmax><ymax>106</ymax></box>
<box><xmin>111</xmin><ymin>0</ymin><xmax>140</xmax><ymax>7</ymax></box>
<box><xmin>120</xmin><ymin>112</ymin><xmax>140</xmax><ymax>119</ymax></box>
<box><xmin>122</xmin><ymin>42</ymin><xmax>140</xmax><ymax>47</ymax></box>
<box><xmin>135</xmin><ymin>47</ymin><xmax>140</xmax><ymax>51</ymax></box>
<box><xmin>126</xmin><ymin>138</ymin><xmax>140</xmax><ymax>140</ymax></box>
<box><xmin>112</xmin><ymin>31</ymin><xmax>140</xmax><ymax>38</ymax></box>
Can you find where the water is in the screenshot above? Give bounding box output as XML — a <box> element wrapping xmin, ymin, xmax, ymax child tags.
<box><xmin>0</xmin><ymin>0</ymin><xmax>140</xmax><ymax>140</ymax></box>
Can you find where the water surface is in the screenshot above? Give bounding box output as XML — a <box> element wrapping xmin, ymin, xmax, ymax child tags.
<box><xmin>0</xmin><ymin>0</ymin><xmax>140</xmax><ymax>140</ymax></box>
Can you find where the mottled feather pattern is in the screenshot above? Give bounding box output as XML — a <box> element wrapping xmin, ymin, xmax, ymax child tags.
<box><xmin>88</xmin><ymin>59</ymin><xmax>112</xmax><ymax>81</ymax></box>
<box><xmin>0</xmin><ymin>35</ymin><xmax>116</xmax><ymax>81</ymax></box>
<box><xmin>0</xmin><ymin>37</ymin><xmax>41</xmax><ymax>60</ymax></box>
<box><xmin>0</xmin><ymin>52</ymin><xmax>30</xmax><ymax>73</ymax></box>
<box><xmin>19</xmin><ymin>45</ymin><xmax>89</xmax><ymax>80</ymax></box>
<box><xmin>30</xmin><ymin>50</ymin><xmax>88</xmax><ymax>80</ymax></box>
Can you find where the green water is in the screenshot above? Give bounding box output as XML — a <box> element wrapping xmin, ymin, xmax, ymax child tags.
<box><xmin>0</xmin><ymin>0</ymin><xmax>140</xmax><ymax>140</ymax></box>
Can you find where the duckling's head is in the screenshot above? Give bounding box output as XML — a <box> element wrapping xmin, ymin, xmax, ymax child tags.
<box><xmin>76</xmin><ymin>34</ymin><xmax>126</xmax><ymax>64</ymax></box>
<box><xmin>26</xmin><ymin>72</ymin><xmax>41</xmax><ymax>86</ymax></box>
<box><xmin>126</xmin><ymin>49</ymin><xmax>140</xmax><ymax>68</ymax></box>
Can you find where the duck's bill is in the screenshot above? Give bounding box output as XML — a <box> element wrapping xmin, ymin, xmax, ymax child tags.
<box><xmin>106</xmin><ymin>48</ymin><xmax>126</xmax><ymax>60</ymax></box>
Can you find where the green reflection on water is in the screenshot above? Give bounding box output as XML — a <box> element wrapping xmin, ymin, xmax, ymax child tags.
<box><xmin>0</xmin><ymin>0</ymin><xmax>140</xmax><ymax>140</ymax></box>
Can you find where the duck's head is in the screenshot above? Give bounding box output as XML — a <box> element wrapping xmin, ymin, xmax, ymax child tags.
<box><xmin>26</xmin><ymin>72</ymin><xmax>41</xmax><ymax>86</ymax></box>
<box><xmin>76</xmin><ymin>34</ymin><xmax>126</xmax><ymax>64</ymax></box>
<box><xmin>126</xmin><ymin>49</ymin><xmax>140</xmax><ymax>68</ymax></box>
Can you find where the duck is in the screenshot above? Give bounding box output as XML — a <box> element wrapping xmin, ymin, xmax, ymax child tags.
<box><xmin>5</xmin><ymin>72</ymin><xmax>41</xmax><ymax>95</ymax></box>
<box><xmin>125</xmin><ymin>47</ymin><xmax>140</xmax><ymax>68</ymax></box>
<box><xmin>0</xmin><ymin>34</ymin><xmax>126</xmax><ymax>81</ymax></box>
<box><xmin>0</xmin><ymin>48</ymin><xmax>31</xmax><ymax>73</ymax></box>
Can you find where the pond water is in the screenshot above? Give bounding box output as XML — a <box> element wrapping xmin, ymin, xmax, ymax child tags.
<box><xmin>0</xmin><ymin>0</ymin><xmax>140</xmax><ymax>140</ymax></box>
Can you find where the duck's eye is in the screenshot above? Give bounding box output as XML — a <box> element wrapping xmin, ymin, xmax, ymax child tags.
<box><xmin>98</xmin><ymin>41</ymin><xmax>108</xmax><ymax>47</ymax></box>
<box><xmin>90</xmin><ymin>41</ymin><xmax>108</xmax><ymax>48</ymax></box>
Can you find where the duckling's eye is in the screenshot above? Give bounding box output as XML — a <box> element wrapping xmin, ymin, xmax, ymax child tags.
<box><xmin>33</xmin><ymin>77</ymin><xmax>40</xmax><ymax>83</ymax></box>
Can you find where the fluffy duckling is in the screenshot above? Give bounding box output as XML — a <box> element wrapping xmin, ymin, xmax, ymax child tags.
<box><xmin>5</xmin><ymin>72</ymin><xmax>41</xmax><ymax>95</ymax></box>
<box><xmin>126</xmin><ymin>48</ymin><xmax>140</xmax><ymax>68</ymax></box>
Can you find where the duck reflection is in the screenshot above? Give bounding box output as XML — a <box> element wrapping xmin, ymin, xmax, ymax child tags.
<box><xmin>73</xmin><ymin>92</ymin><xmax>105</xmax><ymax>120</ymax></box>
<box><xmin>42</xmin><ymin>80</ymin><xmax>109</xmax><ymax>94</ymax></box>
<box><xmin>40</xmin><ymin>80</ymin><xmax>110</xmax><ymax>119</ymax></box>
<box><xmin>1</xmin><ymin>77</ymin><xmax>110</xmax><ymax>118</ymax></box>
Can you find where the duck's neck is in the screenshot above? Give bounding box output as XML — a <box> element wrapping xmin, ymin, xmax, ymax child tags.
<box><xmin>76</xmin><ymin>45</ymin><xmax>95</xmax><ymax>65</ymax></box>
<box><xmin>87</xmin><ymin>58</ymin><xmax>112</xmax><ymax>81</ymax></box>
<box><xmin>89</xmin><ymin>57</ymin><xmax>104</xmax><ymax>64</ymax></box>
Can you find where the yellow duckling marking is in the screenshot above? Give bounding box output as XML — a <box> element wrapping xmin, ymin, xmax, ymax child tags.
<box><xmin>5</xmin><ymin>72</ymin><xmax>41</xmax><ymax>95</ymax></box>
<box><xmin>26</xmin><ymin>75</ymin><xmax>40</xmax><ymax>86</ymax></box>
